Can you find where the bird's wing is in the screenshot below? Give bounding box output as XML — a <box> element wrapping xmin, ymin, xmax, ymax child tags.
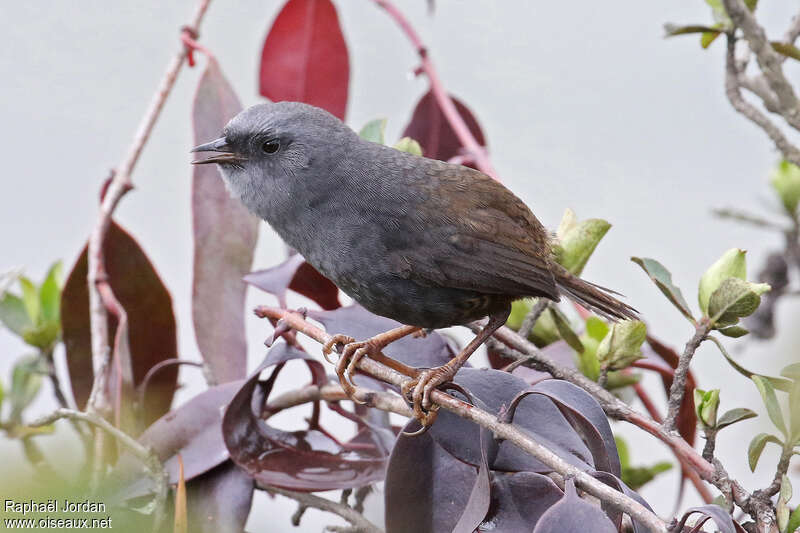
<box><xmin>389</xmin><ymin>159</ymin><xmax>560</xmax><ymax>299</ymax></box>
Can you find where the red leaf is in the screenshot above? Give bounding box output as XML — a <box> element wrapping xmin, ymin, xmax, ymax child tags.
<box><xmin>259</xmin><ymin>0</ymin><xmax>350</xmax><ymax>120</ymax></box>
<box><xmin>223</xmin><ymin>344</ymin><xmax>387</xmax><ymax>491</ymax></box>
<box><xmin>192</xmin><ymin>58</ymin><xmax>259</xmax><ymax>384</ymax></box>
<box><xmin>402</xmin><ymin>90</ymin><xmax>486</xmax><ymax>163</ymax></box>
<box><xmin>61</xmin><ymin>222</ymin><xmax>178</xmax><ymax>427</ymax></box>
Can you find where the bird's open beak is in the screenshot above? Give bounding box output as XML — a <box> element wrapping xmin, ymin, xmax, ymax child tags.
<box><xmin>190</xmin><ymin>137</ymin><xmax>247</xmax><ymax>165</ymax></box>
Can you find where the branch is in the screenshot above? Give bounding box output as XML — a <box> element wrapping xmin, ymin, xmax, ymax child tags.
<box><xmin>723</xmin><ymin>34</ymin><xmax>800</xmax><ymax>167</ymax></box>
<box><xmin>29</xmin><ymin>408</ymin><xmax>168</xmax><ymax>529</ymax></box>
<box><xmin>86</xmin><ymin>0</ymin><xmax>213</xmax><ymax>417</ymax></box>
<box><xmin>260</xmin><ymin>485</ymin><xmax>383</xmax><ymax>533</ymax></box>
<box><xmin>663</xmin><ymin>320</ymin><xmax>711</xmax><ymax>434</ymax></box>
<box><xmin>517</xmin><ymin>299</ymin><xmax>549</xmax><ymax>339</ymax></box>
<box><xmin>256</xmin><ymin>306</ymin><xmax>668</xmax><ymax>533</ymax></box>
<box><xmin>371</xmin><ymin>0</ymin><xmax>499</xmax><ymax>179</ymax></box>
<box><xmin>722</xmin><ymin>0</ymin><xmax>800</xmax><ymax>130</ymax></box>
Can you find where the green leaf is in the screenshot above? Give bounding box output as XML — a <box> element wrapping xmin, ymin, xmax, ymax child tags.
<box><xmin>615</xmin><ymin>436</ymin><xmax>630</xmax><ymax>468</ymax></box>
<box><xmin>705</xmin><ymin>0</ymin><xmax>731</xmax><ymax>26</ymax></box>
<box><xmin>358</xmin><ymin>118</ymin><xmax>387</xmax><ymax>144</ymax></box>
<box><xmin>753</xmin><ymin>375</ymin><xmax>787</xmax><ymax>437</ymax></box>
<box><xmin>548</xmin><ymin>307</ymin><xmax>584</xmax><ymax>353</ymax></box>
<box><xmin>772</xmin><ymin>42</ymin><xmax>800</xmax><ymax>63</ymax></box>
<box><xmin>708</xmin><ymin>277</ymin><xmax>769</xmax><ymax>326</ymax></box>
<box><xmin>39</xmin><ymin>261</ymin><xmax>62</xmax><ymax>324</ymax></box>
<box><xmin>778</xmin><ymin>476</ymin><xmax>792</xmax><ymax>533</ymax></box>
<box><xmin>21</xmin><ymin>320</ymin><xmax>60</xmax><ymax>351</ymax></box>
<box><xmin>694</xmin><ymin>388</ymin><xmax>720</xmax><ymax>428</ymax></box>
<box><xmin>781</xmin><ymin>363</ymin><xmax>800</xmax><ymax>381</ymax></box>
<box><xmin>789</xmin><ymin>378</ymin><xmax>800</xmax><ymax>444</ymax></box>
<box><xmin>770</xmin><ymin>160</ymin><xmax>800</xmax><ymax>214</ymax></box>
<box><xmin>699</xmin><ymin>249</ymin><xmax>747</xmax><ymax>314</ymax></box>
<box><xmin>701</xmin><ymin>30</ymin><xmax>721</xmax><ymax>48</ymax></box>
<box><xmin>787</xmin><ymin>503</ymin><xmax>800</xmax><ymax>533</ymax></box>
<box><xmin>506</xmin><ymin>299</ymin><xmax>531</xmax><ymax>331</ymax></box>
<box><xmin>748</xmin><ymin>432</ymin><xmax>783</xmax><ymax>472</ymax></box>
<box><xmin>709</xmin><ymin>335</ymin><xmax>792</xmax><ymax>391</ymax></box>
<box><xmin>605</xmin><ymin>371</ymin><xmax>641</xmax><ymax>390</ymax></box>
<box><xmin>631</xmin><ymin>257</ymin><xmax>694</xmax><ymax>321</ymax></box>
<box><xmin>18</xmin><ymin>277</ymin><xmax>39</xmax><ymax>324</ymax></box>
<box><xmin>393</xmin><ymin>137</ymin><xmax>423</xmax><ymax>156</ymax></box>
<box><xmin>664</xmin><ymin>24</ymin><xmax>721</xmax><ymax>37</ymax></box>
<box><xmin>529</xmin><ymin>308</ymin><xmax>561</xmax><ymax>347</ymax></box>
<box><xmin>716</xmin><ymin>407</ymin><xmax>757</xmax><ymax>430</ymax></box>
<box><xmin>585</xmin><ymin>316</ymin><xmax>609</xmax><ymax>342</ymax></box>
<box><xmin>0</xmin><ymin>293</ymin><xmax>33</xmax><ymax>337</ymax></box>
<box><xmin>596</xmin><ymin>320</ymin><xmax>646</xmax><ymax>371</ymax></box>
<box><xmin>553</xmin><ymin>210</ymin><xmax>611</xmax><ymax>276</ymax></box>
<box><xmin>576</xmin><ymin>335</ymin><xmax>601</xmax><ymax>381</ymax></box>
<box><xmin>717</xmin><ymin>325</ymin><xmax>749</xmax><ymax>338</ymax></box>
<box><xmin>9</xmin><ymin>355</ymin><xmax>44</xmax><ymax>422</ymax></box>
<box><xmin>614</xmin><ymin>435</ymin><xmax>672</xmax><ymax>490</ymax></box>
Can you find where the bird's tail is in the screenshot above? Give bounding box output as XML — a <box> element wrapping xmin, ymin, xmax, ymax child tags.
<box><xmin>552</xmin><ymin>264</ymin><xmax>638</xmax><ymax>321</ymax></box>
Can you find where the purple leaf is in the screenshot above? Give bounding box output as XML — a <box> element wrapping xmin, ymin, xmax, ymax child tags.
<box><xmin>185</xmin><ymin>462</ymin><xmax>254</xmax><ymax>533</ymax></box>
<box><xmin>385</xmin><ymin>429</ymin><xmax>478</xmax><ymax>533</ymax></box>
<box><xmin>427</xmin><ymin>369</ymin><xmax>592</xmax><ymax>473</ymax></box>
<box><xmin>222</xmin><ymin>343</ymin><xmax>386</xmax><ymax>491</ymax></box>
<box><xmin>530</xmin><ymin>379</ymin><xmax>621</xmax><ymax>476</ymax></box>
<box><xmin>402</xmin><ymin>90</ymin><xmax>486</xmax><ymax>163</ymax></box>
<box><xmin>479</xmin><ymin>472</ymin><xmax>563</xmax><ymax>532</ymax></box>
<box><xmin>452</xmin><ymin>428</ymin><xmax>492</xmax><ymax>533</ymax></box>
<box><xmin>533</xmin><ymin>478</ymin><xmax>617</xmax><ymax>533</ymax></box>
<box><xmin>591</xmin><ymin>471</ymin><xmax>655</xmax><ymax>533</ymax></box>
<box><xmin>138</xmin><ymin>381</ymin><xmax>244</xmax><ymax>483</ymax></box>
<box><xmin>192</xmin><ymin>57</ymin><xmax>259</xmax><ymax>384</ymax></box>
<box><xmin>675</xmin><ymin>505</ymin><xmax>738</xmax><ymax>533</ymax></box>
<box><xmin>61</xmin><ymin>221</ymin><xmax>178</xmax><ymax>428</ymax></box>
<box><xmin>259</xmin><ymin>0</ymin><xmax>350</xmax><ymax>120</ymax></box>
<box><xmin>245</xmin><ymin>254</ymin><xmax>340</xmax><ymax>310</ymax></box>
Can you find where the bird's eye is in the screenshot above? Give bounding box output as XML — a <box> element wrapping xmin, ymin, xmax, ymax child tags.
<box><xmin>262</xmin><ymin>140</ymin><xmax>280</xmax><ymax>154</ymax></box>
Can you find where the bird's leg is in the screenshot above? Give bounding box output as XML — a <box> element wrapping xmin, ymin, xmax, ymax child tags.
<box><xmin>401</xmin><ymin>307</ymin><xmax>510</xmax><ymax>426</ymax></box>
<box><xmin>322</xmin><ymin>325</ymin><xmax>422</xmax><ymax>400</ymax></box>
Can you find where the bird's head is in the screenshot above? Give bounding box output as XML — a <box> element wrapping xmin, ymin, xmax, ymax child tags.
<box><xmin>191</xmin><ymin>101</ymin><xmax>355</xmax><ymax>217</ymax></box>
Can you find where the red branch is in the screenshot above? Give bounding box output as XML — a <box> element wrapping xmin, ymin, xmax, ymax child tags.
<box><xmin>372</xmin><ymin>0</ymin><xmax>499</xmax><ymax>179</ymax></box>
<box><xmin>86</xmin><ymin>0</ymin><xmax>213</xmax><ymax>418</ymax></box>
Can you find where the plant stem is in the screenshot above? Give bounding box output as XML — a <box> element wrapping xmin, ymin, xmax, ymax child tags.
<box><xmin>663</xmin><ymin>320</ymin><xmax>711</xmax><ymax>434</ymax></box>
<box><xmin>256</xmin><ymin>306</ymin><xmax>668</xmax><ymax>533</ymax></box>
<box><xmin>370</xmin><ymin>0</ymin><xmax>498</xmax><ymax>179</ymax></box>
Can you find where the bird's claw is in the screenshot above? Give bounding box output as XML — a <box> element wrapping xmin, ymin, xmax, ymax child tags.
<box><xmin>322</xmin><ymin>334</ymin><xmax>355</xmax><ymax>364</ymax></box>
<box><xmin>323</xmin><ymin>335</ymin><xmax>383</xmax><ymax>404</ymax></box>
<box><xmin>401</xmin><ymin>364</ymin><xmax>457</xmax><ymax>431</ymax></box>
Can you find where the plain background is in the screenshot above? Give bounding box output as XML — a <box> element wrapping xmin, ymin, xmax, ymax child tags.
<box><xmin>2</xmin><ymin>1</ymin><xmax>800</xmax><ymax>529</ymax></box>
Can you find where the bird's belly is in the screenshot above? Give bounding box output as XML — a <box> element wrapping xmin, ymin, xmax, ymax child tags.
<box><xmin>329</xmin><ymin>271</ymin><xmax>502</xmax><ymax>329</ymax></box>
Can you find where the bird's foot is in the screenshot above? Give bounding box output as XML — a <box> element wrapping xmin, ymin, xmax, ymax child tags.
<box><xmin>401</xmin><ymin>362</ymin><xmax>460</xmax><ymax>430</ymax></box>
<box><xmin>323</xmin><ymin>333</ymin><xmax>406</xmax><ymax>404</ymax></box>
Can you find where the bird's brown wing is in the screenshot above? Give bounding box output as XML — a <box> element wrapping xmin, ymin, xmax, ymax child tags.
<box><xmin>390</xmin><ymin>160</ymin><xmax>560</xmax><ymax>300</ymax></box>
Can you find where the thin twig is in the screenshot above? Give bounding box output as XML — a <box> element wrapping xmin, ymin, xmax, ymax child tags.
<box><xmin>29</xmin><ymin>408</ymin><xmax>168</xmax><ymax>529</ymax></box>
<box><xmin>84</xmin><ymin>0</ymin><xmax>212</xmax><ymax>485</ymax></box>
<box><xmin>256</xmin><ymin>306</ymin><xmax>668</xmax><ymax>533</ymax></box>
<box><xmin>723</xmin><ymin>34</ymin><xmax>800</xmax><ymax>167</ymax></box>
<box><xmin>663</xmin><ymin>320</ymin><xmax>711</xmax><ymax>434</ymax></box>
<box><xmin>722</xmin><ymin>0</ymin><xmax>800</xmax><ymax>131</ymax></box>
<box><xmin>86</xmin><ymin>0</ymin><xmax>213</xmax><ymax>413</ymax></box>
<box><xmin>517</xmin><ymin>299</ymin><xmax>549</xmax><ymax>339</ymax></box>
<box><xmin>371</xmin><ymin>0</ymin><xmax>499</xmax><ymax>179</ymax></box>
<box><xmin>261</xmin><ymin>485</ymin><xmax>383</xmax><ymax>533</ymax></box>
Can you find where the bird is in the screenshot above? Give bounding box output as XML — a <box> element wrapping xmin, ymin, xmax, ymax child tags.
<box><xmin>192</xmin><ymin>101</ymin><xmax>636</xmax><ymax>426</ymax></box>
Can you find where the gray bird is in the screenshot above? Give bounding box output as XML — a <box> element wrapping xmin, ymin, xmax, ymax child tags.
<box><xmin>192</xmin><ymin>101</ymin><xmax>636</xmax><ymax>425</ymax></box>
